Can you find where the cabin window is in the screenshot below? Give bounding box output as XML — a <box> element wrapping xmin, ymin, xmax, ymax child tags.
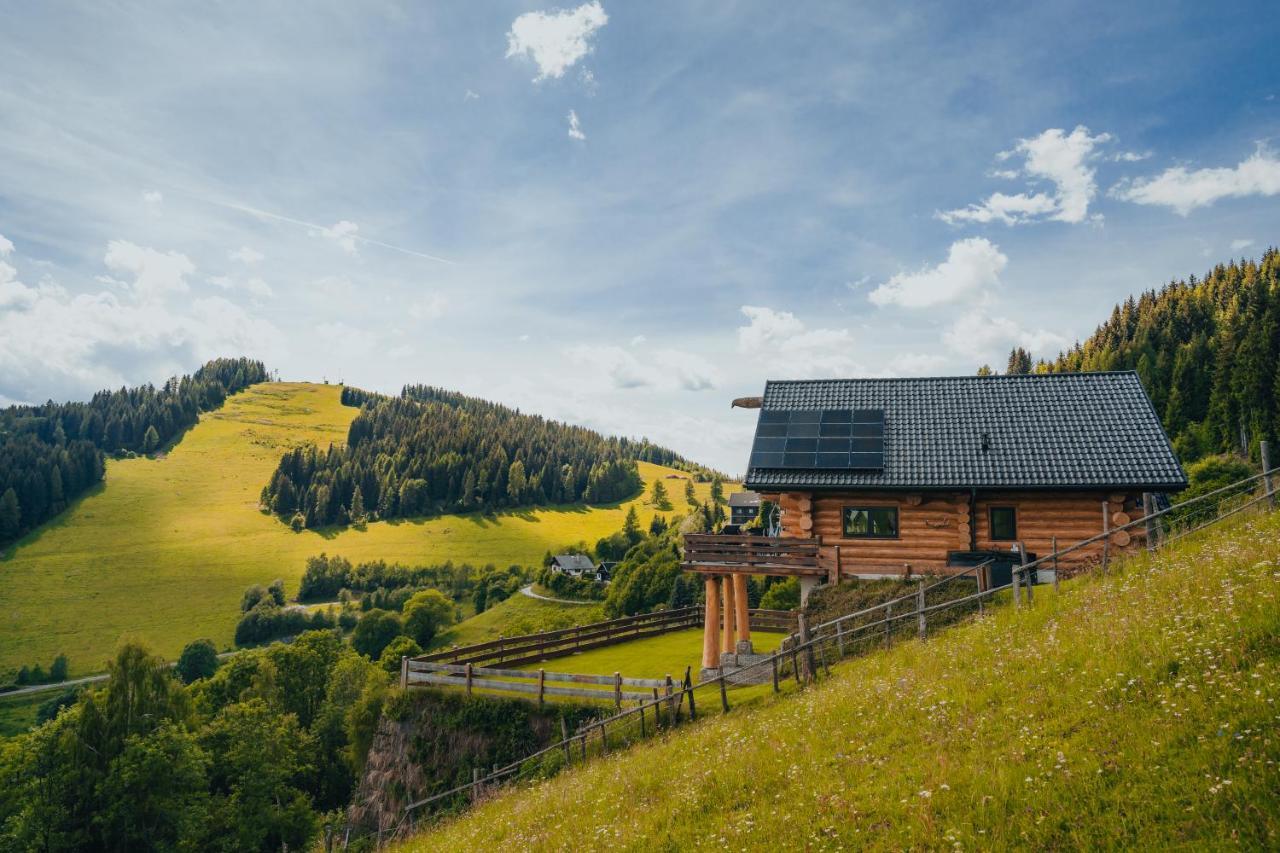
<box><xmin>842</xmin><ymin>506</ymin><xmax>898</xmax><ymax>538</ymax></box>
<box><xmin>989</xmin><ymin>506</ymin><xmax>1017</xmax><ymax>540</ymax></box>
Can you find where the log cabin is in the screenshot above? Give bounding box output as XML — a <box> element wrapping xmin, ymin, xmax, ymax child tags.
<box><xmin>685</xmin><ymin>371</ymin><xmax>1187</xmax><ymax>671</ymax></box>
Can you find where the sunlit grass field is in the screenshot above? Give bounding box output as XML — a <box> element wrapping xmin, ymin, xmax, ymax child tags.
<box><xmin>431</xmin><ymin>594</ymin><xmax>607</xmax><ymax>650</ymax></box>
<box><xmin>0</xmin><ymin>382</ymin><xmax>720</xmax><ymax>678</ymax></box>
<box><xmin>401</xmin><ymin>511</ymin><xmax>1280</xmax><ymax>851</ymax></box>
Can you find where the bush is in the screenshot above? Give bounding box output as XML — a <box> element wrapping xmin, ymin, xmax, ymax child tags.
<box><xmin>402</xmin><ymin>589</ymin><xmax>455</xmax><ymax>647</ymax></box>
<box><xmin>49</xmin><ymin>654</ymin><xmax>68</xmax><ymax>682</ymax></box>
<box><xmin>176</xmin><ymin>639</ymin><xmax>219</xmax><ymax>684</ymax></box>
<box><xmin>351</xmin><ymin>610</ymin><xmax>402</xmax><ymax>660</ymax></box>
<box><xmin>242</xmin><ymin>584</ymin><xmax>270</xmax><ymax>612</ymax></box>
<box><xmin>759</xmin><ymin>577</ymin><xmax>800</xmax><ymax>611</ymax></box>
<box><xmin>35</xmin><ymin>689</ymin><xmax>79</xmax><ymax>724</ymax></box>
<box><xmin>378</xmin><ymin>636</ymin><xmax>423</xmax><ymax>675</ymax></box>
<box><xmin>235</xmin><ymin>603</ymin><xmax>334</xmax><ymax>647</ymax></box>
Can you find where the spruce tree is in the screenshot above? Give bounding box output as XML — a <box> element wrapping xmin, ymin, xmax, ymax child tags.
<box><xmin>710</xmin><ymin>476</ymin><xmax>725</xmax><ymax>506</ymax></box>
<box><xmin>350</xmin><ymin>485</ymin><xmax>366</xmax><ymax>523</ymax></box>
<box><xmin>651</xmin><ymin>479</ymin><xmax>672</xmax><ymax>511</ymax></box>
<box><xmin>684</xmin><ymin>479</ymin><xmax>698</xmax><ymax>507</ymax></box>
<box><xmin>0</xmin><ymin>487</ymin><xmax>20</xmax><ymax>540</ymax></box>
<box><xmin>142</xmin><ymin>425</ymin><xmax>160</xmax><ymax>454</ymax></box>
<box><xmin>623</xmin><ymin>505</ymin><xmax>640</xmax><ymax>541</ymax></box>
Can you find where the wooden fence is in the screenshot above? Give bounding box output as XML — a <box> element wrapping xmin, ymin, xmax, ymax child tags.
<box><xmin>403</xmin><ymin>660</ymin><xmax>675</xmax><ymax>711</ymax></box>
<box><xmin>682</xmin><ymin>534</ymin><xmax>823</xmax><ymax>576</ymax></box>
<box><xmin>414</xmin><ymin>606</ymin><xmax>796</xmax><ymax>670</ymax></box>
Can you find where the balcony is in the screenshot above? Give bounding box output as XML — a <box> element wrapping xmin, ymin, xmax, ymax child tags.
<box><xmin>681</xmin><ymin>533</ymin><xmax>827</xmax><ymax>577</ymax></box>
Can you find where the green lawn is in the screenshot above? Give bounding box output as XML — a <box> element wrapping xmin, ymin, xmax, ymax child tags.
<box><xmin>431</xmin><ymin>594</ymin><xmax>607</xmax><ymax>650</ymax></box>
<box><xmin>0</xmin><ymin>382</ymin><xmax>724</xmax><ymax>679</ymax></box>
<box><xmin>401</xmin><ymin>510</ymin><xmax>1280</xmax><ymax>851</ymax></box>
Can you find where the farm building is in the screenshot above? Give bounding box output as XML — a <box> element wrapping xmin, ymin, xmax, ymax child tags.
<box><xmin>728</xmin><ymin>490</ymin><xmax>762</xmax><ymax>527</ymax></box>
<box><xmin>549</xmin><ymin>554</ymin><xmax>597</xmax><ymax>577</ymax></box>
<box><xmin>684</xmin><ymin>372</ymin><xmax>1188</xmax><ymax>670</ymax></box>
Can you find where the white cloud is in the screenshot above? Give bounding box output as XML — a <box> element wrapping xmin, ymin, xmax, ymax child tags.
<box><xmin>312</xmin><ymin>220</ymin><xmax>360</xmax><ymax>255</ymax></box>
<box><xmin>506</xmin><ymin>1</ymin><xmax>608</xmax><ymax>82</ymax></box>
<box><xmin>737</xmin><ymin>306</ymin><xmax>858</xmax><ymax>377</ymax></box>
<box><xmin>940</xmin><ymin>126</ymin><xmax>1112</xmax><ymax>225</ymax></box>
<box><xmin>103</xmin><ymin>240</ymin><xmax>194</xmax><ymax>298</ymax></box>
<box><xmin>1112</xmin><ymin>150</ymin><xmax>1151</xmax><ymax>162</ymax></box>
<box><xmin>629</xmin><ymin>334</ymin><xmax>647</xmax><ymax>346</ymax></box>
<box><xmin>1109</xmin><ymin>146</ymin><xmax>1280</xmax><ymax>215</ymax></box>
<box><xmin>0</xmin><ymin>233</ymin><xmax>12</xmax><ymax>256</ymax></box>
<box><xmin>566</xmin><ymin>344</ymin><xmax>651</xmax><ymax>389</ymax></box>
<box><xmin>564</xmin><ymin>343</ymin><xmax>719</xmax><ymax>392</ymax></box>
<box><xmin>1231</xmin><ymin>238</ymin><xmax>1255</xmax><ymax>251</ymax></box>
<box><xmin>942</xmin><ymin>309</ymin><xmax>1066</xmax><ymax>362</ymax></box>
<box><xmin>229</xmin><ymin>245</ymin><xmax>264</xmax><ymax>265</ymax></box>
<box><xmin>464</xmin><ymin>89</ymin><xmax>480</xmax><ymax>101</ymax></box>
<box><xmin>142</xmin><ymin>189</ymin><xmax>163</xmax><ymax>205</ymax></box>
<box><xmin>653</xmin><ymin>349</ymin><xmax>719</xmax><ymax>391</ymax></box>
<box><xmin>868</xmin><ymin>237</ymin><xmax>1008</xmax><ymax>308</ymax></box>
<box><xmin>567</xmin><ymin>109</ymin><xmax>586</xmax><ymax>141</ymax></box>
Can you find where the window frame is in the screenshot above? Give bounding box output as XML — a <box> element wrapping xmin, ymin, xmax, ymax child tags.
<box><xmin>841</xmin><ymin>505</ymin><xmax>900</xmax><ymax>539</ymax></box>
<box><xmin>989</xmin><ymin>505</ymin><xmax>1018</xmax><ymax>541</ymax></box>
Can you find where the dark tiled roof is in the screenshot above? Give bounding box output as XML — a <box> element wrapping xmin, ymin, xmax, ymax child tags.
<box><xmin>744</xmin><ymin>372</ymin><xmax>1187</xmax><ymax>492</ymax></box>
<box><xmin>552</xmin><ymin>554</ymin><xmax>596</xmax><ymax>572</ymax></box>
<box><xmin>728</xmin><ymin>490</ymin><xmax>761</xmax><ymax>507</ymax></box>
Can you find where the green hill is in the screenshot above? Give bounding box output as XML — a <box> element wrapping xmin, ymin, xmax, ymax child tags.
<box><xmin>400</xmin><ymin>511</ymin><xmax>1280</xmax><ymax>851</ymax></box>
<box><xmin>0</xmin><ymin>382</ymin><xmax>720</xmax><ymax>679</ymax></box>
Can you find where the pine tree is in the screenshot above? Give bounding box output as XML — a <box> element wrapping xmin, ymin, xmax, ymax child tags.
<box><xmin>142</xmin><ymin>425</ymin><xmax>160</xmax><ymax>454</ymax></box>
<box><xmin>507</xmin><ymin>460</ymin><xmax>527</xmax><ymax>502</ymax></box>
<box><xmin>1005</xmin><ymin>347</ymin><xmax>1033</xmax><ymax>374</ymax></box>
<box><xmin>710</xmin><ymin>476</ymin><xmax>726</xmax><ymax>506</ymax></box>
<box><xmin>650</xmin><ymin>479</ymin><xmax>672</xmax><ymax>511</ymax></box>
<box><xmin>623</xmin><ymin>505</ymin><xmax>640</xmax><ymax>540</ymax></box>
<box><xmin>684</xmin><ymin>479</ymin><xmax>698</xmax><ymax>507</ymax></box>
<box><xmin>350</xmin><ymin>485</ymin><xmax>366</xmax><ymax>523</ymax></box>
<box><xmin>0</xmin><ymin>487</ymin><xmax>20</xmax><ymax>540</ymax></box>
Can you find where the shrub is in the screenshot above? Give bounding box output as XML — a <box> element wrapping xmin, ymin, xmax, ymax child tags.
<box><xmin>49</xmin><ymin>654</ymin><xmax>69</xmax><ymax>682</ymax></box>
<box><xmin>402</xmin><ymin>589</ymin><xmax>455</xmax><ymax>647</ymax></box>
<box><xmin>759</xmin><ymin>577</ymin><xmax>800</xmax><ymax>611</ymax></box>
<box><xmin>378</xmin><ymin>637</ymin><xmax>423</xmax><ymax>675</ymax></box>
<box><xmin>351</xmin><ymin>610</ymin><xmax>402</xmax><ymax>660</ymax></box>
<box><xmin>176</xmin><ymin>639</ymin><xmax>219</xmax><ymax>684</ymax></box>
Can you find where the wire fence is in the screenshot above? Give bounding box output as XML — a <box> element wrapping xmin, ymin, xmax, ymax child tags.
<box><xmin>343</xmin><ymin>461</ymin><xmax>1279</xmax><ymax>848</ymax></box>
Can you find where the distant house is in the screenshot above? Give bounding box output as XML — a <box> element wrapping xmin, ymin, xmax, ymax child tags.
<box><xmin>595</xmin><ymin>561</ymin><xmax>616</xmax><ymax>583</ymax></box>
<box><xmin>549</xmin><ymin>554</ymin><xmax>596</xmax><ymax>577</ymax></box>
<box><xmin>728</xmin><ymin>490</ymin><xmax>761</xmax><ymax>527</ymax></box>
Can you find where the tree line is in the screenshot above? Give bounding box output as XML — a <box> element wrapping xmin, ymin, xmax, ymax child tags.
<box><xmin>0</xmin><ymin>358</ymin><xmax>268</xmax><ymax>546</ymax></box>
<box><xmin>260</xmin><ymin>383</ymin><xmax>712</xmax><ymax>529</ymax></box>
<box><xmin>989</xmin><ymin>249</ymin><xmax>1280</xmax><ymax>466</ymax></box>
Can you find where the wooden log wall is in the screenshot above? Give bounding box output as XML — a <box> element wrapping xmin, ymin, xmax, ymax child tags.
<box><xmin>765</xmin><ymin>488</ymin><xmax>1150</xmax><ymax>576</ymax></box>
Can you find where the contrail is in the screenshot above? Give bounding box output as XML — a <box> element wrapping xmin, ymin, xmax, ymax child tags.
<box><xmin>211</xmin><ymin>199</ymin><xmax>457</xmax><ymax>265</ymax></box>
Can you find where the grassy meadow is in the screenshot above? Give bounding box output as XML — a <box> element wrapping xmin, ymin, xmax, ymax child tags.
<box><xmin>402</xmin><ymin>511</ymin><xmax>1280</xmax><ymax>851</ymax></box>
<box><xmin>0</xmin><ymin>382</ymin><xmax>721</xmax><ymax>679</ymax></box>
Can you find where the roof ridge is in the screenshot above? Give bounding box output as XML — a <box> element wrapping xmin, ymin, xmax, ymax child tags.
<box><xmin>763</xmin><ymin>370</ymin><xmax>1138</xmax><ymax>386</ymax></box>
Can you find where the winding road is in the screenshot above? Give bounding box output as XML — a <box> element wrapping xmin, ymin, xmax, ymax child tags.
<box><xmin>519</xmin><ymin>584</ymin><xmax>598</xmax><ymax>605</ymax></box>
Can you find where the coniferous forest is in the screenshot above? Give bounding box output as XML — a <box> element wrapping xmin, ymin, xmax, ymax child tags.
<box><xmin>0</xmin><ymin>358</ymin><xmax>268</xmax><ymax>546</ymax></box>
<box><xmin>261</xmin><ymin>384</ymin><xmax>710</xmax><ymax>529</ymax></box>
<box><xmin>999</xmin><ymin>249</ymin><xmax>1280</xmax><ymax>465</ymax></box>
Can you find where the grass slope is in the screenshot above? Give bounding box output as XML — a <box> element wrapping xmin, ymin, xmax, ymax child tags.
<box><xmin>432</xmin><ymin>595</ymin><xmax>608</xmax><ymax>650</ymax></box>
<box><xmin>0</xmin><ymin>383</ymin><xmax>720</xmax><ymax>678</ymax></box>
<box><xmin>403</xmin><ymin>512</ymin><xmax>1280</xmax><ymax>851</ymax></box>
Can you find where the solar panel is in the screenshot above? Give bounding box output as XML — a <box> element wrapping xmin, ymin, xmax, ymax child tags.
<box><xmin>749</xmin><ymin>409</ymin><xmax>884</xmax><ymax>471</ymax></box>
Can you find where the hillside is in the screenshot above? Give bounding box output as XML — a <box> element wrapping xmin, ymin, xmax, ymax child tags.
<box><xmin>0</xmin><ymin>382</ymin><xmax>721</xmax><ymax>679</ymax></box>
<box><xmin>401</xmin><ymin>511</ymin><xmax>1280</xmax><ymax>850</ymax></box>
<box><xmin>262</xmin><ymin>383</ymin><xmax>716</xmax><ymax>528</ymax></box>
<box><xmin>1036</xmin><ymin>248</ymin><xmax>1279</xmax><ymax>464</ymax></box>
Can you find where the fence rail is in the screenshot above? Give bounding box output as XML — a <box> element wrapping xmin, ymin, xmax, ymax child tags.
<box><xmin>376</xmin><ymin>456</ymin><xmax>1280</xmax><ymax>845</ymax></box>
<box><xmin>404</xmin><ymin>661</ymin><xmax>670</xmax><ymax>707</ymax></box>
<box><xmin>682</xmin><ymin>534</ymin><xmax>824</xmax><ymax>576</ymax></box>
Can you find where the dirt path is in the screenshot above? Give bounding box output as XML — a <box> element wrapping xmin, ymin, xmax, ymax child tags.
<box><xmin>519</xmin><ymin>584</ymin><xmax>598</xmax><ymax>605</ymax></box>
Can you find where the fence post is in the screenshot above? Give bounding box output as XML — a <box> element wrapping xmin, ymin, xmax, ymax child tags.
<box><xmin>916</xmin><ymin>582</ymin><xmax>926</xmax><ymax>640</ymax></box>
<box><xmin>638</xmin><ymin>704</ymin><xmax>646</xmax><ymax>737</ymax></box>
<box><xmin>685</xmin><ymin>667</ymin><xmax>696</xmax><ymax>721</ymax></box>
<box><xmin>613</xmin><ymin>672</ymin><xmax>622</xmax><ymax>713</ymax></box>
<box><xmin>1101</xmin><ymin>501</ymin><xmax>1111</xmax><ymax>574</ymax></box>
<box><xmin>665</xmin><ymin>675</ymin><xmax>676</xmax><ymax>722</ymax></box>
<box><xmin>465</xmin><ymin>662</ymin><xmax>473</xmax><ymax>696</ymax></box>
<box><xmin>1018</xmin><ymin>542</ymin><xmax>1031</xmax><ymax>605</ymax></box>
<box><xmin>719</xmin><ymin>670</ymin><xmax>730</xmax><ymax>712</ymax></box>
<box><xmin>1011</xmin><ymin>564</ymin><xmax>1021</xmax><ymax>607</ymax></box>
<box><xmin>799</xmin><ymin>613</ymin><xmax>816</xmax><ymax>681</ymax></box>
<box><xmin>400</xmin><ymin>656</ymin><xmax>408</xmax><ymax>690</ymax></box>
<box><xmin>771</xmin><ymin>655</ymin><xmax>780</xmax><ymax>692</ymax></box>
<box><xmin>884</xmin><ymin>602</ymin><xmax>892</xmax><ymax>649</ymax></box>
<box><xmin>1051</xmin><ymin>535</ymin><xmax>1060</xmax><ymax>593</ymax></box>
<box><xmin>560</xmin><ymin>716</ymin><xmax>571</xmax><ymax>765</ymax></box>
<box><xmin>471</xmin><ymin>767</ymin><xmax>481</xmax><ymax>803</ymax></box>
<box><xmin>1262</xmin><ymin>441</ymin><xmax>1276</xmax><ymax>509</ymax></box>
<box><xmin>1142</xmin><ymin>493</ymin><xmax>1158</xmax><ymax>552</ymax></box>
<box><xmin>539</xmin><ymin>669</ymin><xmax>546</xmax><ymax>708</ymax></box>
<box><xmin>836</xmin><ymin>619</ymin><xmax>845</xmax><ymax>658</ymax></box>
<box><xmin>599</xmin><ymin>722</ymin><xmax>608</xmax><ymax>754</ymax></box>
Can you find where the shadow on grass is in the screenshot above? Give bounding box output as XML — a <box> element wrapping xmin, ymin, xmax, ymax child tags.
<box><xmin>0</xmin><ymin>479</ymin><xmax>109</xmax><ymax>562</ymax></box>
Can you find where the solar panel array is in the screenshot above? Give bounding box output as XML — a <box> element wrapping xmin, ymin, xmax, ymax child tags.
<box><xmin>749</xmin><ymin>409</ymin><xmax>884</xmax><ymax>471</ymax></box>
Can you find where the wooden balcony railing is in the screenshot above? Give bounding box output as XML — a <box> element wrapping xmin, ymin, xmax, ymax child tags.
<box><xmin>681</xmin><ymin>534</ymin><xmax>825</xmax><ymax>577</ymax></box>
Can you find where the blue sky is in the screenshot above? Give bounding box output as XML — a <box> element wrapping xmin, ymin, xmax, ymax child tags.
<box><xmin>1</xmin><ymin>1</ymin><xmax>1278</xmax><ymax>472</ymax></box>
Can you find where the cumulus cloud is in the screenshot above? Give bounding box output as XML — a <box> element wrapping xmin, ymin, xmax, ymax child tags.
<box><xmin>564</xmin><ymin>343</ymin><xmax>719</xmax><ymax>392</ymax></box>
<box><xmin>653</xmin><ymin>349</ymin><xmax>719</xmax><ymax>391</ymax></box>
<box><xmin>229</xmin><ymin>245</ymin><xmax>264</xmax><ymax>264</ymax></box>
<box><xmin>0</xmin><ymin>233</ymin><xmax>13</xmax><ymax>256</ymax></box>
<box><xmin>1109</xmin><ymin>145</ymin><xmax>1280</xmax><ymax>215</ymax></box>
<box><xmin>506</xmin><ymin>1</ymin><xmax>608</xmax><ymax>82</ymax></box>
<box><xmin>567</xmin><ymin>109</ymin><xmax>586</xmax><ymax>141</ymax></box>
<box><xmin>1231</xmin><ymin>238</ymin><xmax>1255</xmax><ymax>251</ymax></box>
<box><xmin>313</xmin><ymin>220</ymin><xmax>360</xmax><ymax>255</ymax></box>
<box><xmin>1112</xmin><ymin>150</ymin><xmax>1151</xmax><ymax>163</ymax></box>
<box><xmin>868</xmin><ymin>237</ymin><xmax>1007</xmax><ymax>308</ymax></box>
<box><xmin>103</xmin><ymin>240</ymin><xmax>194</xmax><ymax>298</ymax></box>
<box><xmin>737</xmin><ymin>306</ymin><xmax>858</xmax><ymax>376</ymax></box>
<box><xmin>940</xmin><ymin>126</ymin><xmax>1112</xmax><ymax>225</ymax></box>
<box><xmin>942</xmin><ymin>309</ymin><xmax>1066</xmax><ymax>362</ymax></box>
<box><xmin>566</xmin><ymin>344</ymin><xmax>651</xmax><ymax>389</ymax></box>
<box><xmin>0</xmin><ymin>238</ymin><xmax>278</xmax><ymax>405</ymax></box>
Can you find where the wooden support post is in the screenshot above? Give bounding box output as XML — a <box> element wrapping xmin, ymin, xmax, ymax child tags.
<box><xmin>1011</xmin><ymin>565</ymin><xmax>1021</xmax><ymax>607</ymax></box>
<box><xmin>916</xmin><ymin>582</ymin><xmax>926</xmax><ymax>640</ymax></box>
<box><xmin>465</xmin><ymin>662</ymin><xmax>473</xmax><ymax>696</ymax></box>
<box><xmin>599</xmin><ymin>722</ymin><xmax>607</xmax><ymax>754</ymax></box>
<box><xmin>733</xmin><ymin>573</ymin><xmax>751</xmax><ymax>649</ymax></box>
<box><xmin>1018</xmin><ymin>542</ymin><xmax>1031</xmax><ymax>605</ymax></box>
<box><xmin>771</xmin><ymin>655</ymin><xmax>780</xmax><ymax>692</ymax></box>
<box><xmin>400</xmin><ymin>656</ymin><xmax>408</xmax><ymax>690</ymax></box>
<box><xmin>884</xmin><ymin>602</ymin><xmax>892</xmax><ymax>649</ymax></box>
<box><xmin>1101</xmin><ymin>501</ymin><xmax>1112</xmax><ymax>575</ymax></box>
<box><xmin>1142</xmin><ymin>494</ymin><xmax>1158</xmax><ymax>552</ymax></box>
<box><xmin>665</xmin><ymin>674</ymin><xmax>676</xmax><ymax>723</ymax></box>
<box><xmin>797</xmin><ymin>612</ymin><xmax>813</xmax><ymax>682</ymax></box>
<box><xmin>471</xmin><ymin>767</ymin><xmax>481</xmax><ymax>803</ymax></box>
<box><xmin>538</xmin><ymin>668</ymin><xmax>546</xmax><ymax>708</ymax></box>
<box><xmin>652</xmin><ymin>688</ymin><xmax>661</xmax><ymax>727</ymax></box>
<box><xmin>722</xmin><ymin>574</ymin><xmax>738</xmax><ymax>655</ymax></box>
<box><xmin>560</xmin><ymin>716</ymin><xmax>570</xmax><ymax>764</ymax></box>
<box><xmin>1051</xmin><ymin>535</ymin><xmax>1060</xmax><ymax>593</ymax></box>
<box><xmin>685</xmin><ymin>667</ymin><xmax>696</xmax><ymax>720</ymax></box>
<box><xmin>1262</xmin><ymin>441</ymin><xmax>1276</xmax><ymax>509</ymax></box>
<box><xmin>580</xmin><ymin>733</ymin><xmax>587</xmax><ymax>763</ymax></box>
<box><xmin>638</xmin><ymin>704</ymin><xmax>645</xmax><ymax>737</ymax></box>
<box><xmin>702</xmin><ymin>576</ymin><xmax>721</xmax><ymax>670</ymax></box>
<box><xmin>719</xmin><ymin>670</ymin><xmax>730</xmax><ymax>712</ymax></box>
<box><xmin>791</xmin><ymin>646</ymin><xmax>801</xmax><ymax>686</ymax></box>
